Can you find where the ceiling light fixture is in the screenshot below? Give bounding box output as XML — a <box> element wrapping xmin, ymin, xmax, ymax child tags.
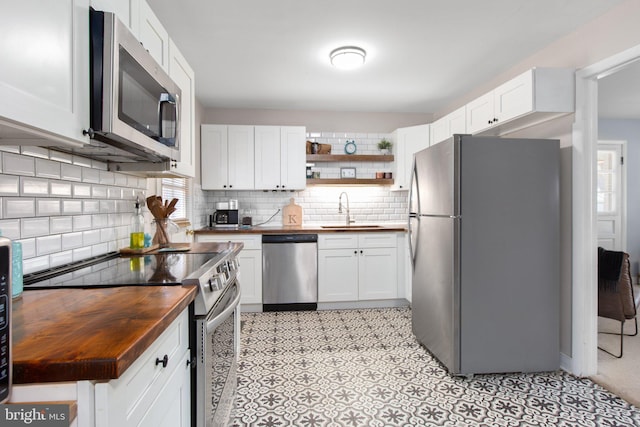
<box><xmin>330</xmin><ymin>46</ymin><xmax>366</xmax><ymax>70</ymax></box>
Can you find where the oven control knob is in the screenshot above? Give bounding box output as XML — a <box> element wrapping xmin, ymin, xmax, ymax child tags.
<box><xmin>208</xmin><ymin>276</ymin><xmax>221</xmax><ymax>291</ymax></box>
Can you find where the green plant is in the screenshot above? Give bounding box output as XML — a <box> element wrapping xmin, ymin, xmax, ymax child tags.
<box><xmin>377</xmin><ymin>139</ymin><xmax>392</xmax><ymax>150</ymax></box>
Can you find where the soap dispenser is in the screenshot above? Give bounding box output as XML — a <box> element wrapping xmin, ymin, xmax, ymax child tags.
<box><xmin>130</xmin><ymin>198</ymin><xmax>145</xmax><ymax>249</ymax></box>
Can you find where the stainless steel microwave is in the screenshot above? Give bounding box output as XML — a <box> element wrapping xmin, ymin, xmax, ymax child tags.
<box><xmin>87</xmin><ymin>9</ymin><xmax>181</xmax><ymax>165</ymax></box>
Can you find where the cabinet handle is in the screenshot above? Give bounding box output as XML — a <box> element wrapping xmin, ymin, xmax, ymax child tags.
<box><xmin>354</xmin><ymin>250</ymin><xmax>358</xmax><ymax>254</ymax></box>
<box><xmin>229</xmin><ymin>185</ymin><xmax>233</xmax><ymax>188</ymax></box>
<box><xmin>223</xmin><ymin>185</ymin><xmax>227</xmax><ymax>188</ymax></box>
<box><xmin>82</xmin><ymin>128</ymin><xmax>94</xmax><ymax>138</ymax></box>
<box><xmin>360</xmin><ymin>250</ymin><xmax>363</xmax><ymax>254</ymax></box>
<box><xmin>156</xmin><ymin>355</ymin><xmax>169</xmax><ymax>368</ymax></box>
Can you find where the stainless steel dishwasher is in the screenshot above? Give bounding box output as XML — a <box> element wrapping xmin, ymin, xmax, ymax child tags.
<box><xmin>262</xmin><ymin>234</ymin><xmax>318</xmax><ymax>311</ymax></box>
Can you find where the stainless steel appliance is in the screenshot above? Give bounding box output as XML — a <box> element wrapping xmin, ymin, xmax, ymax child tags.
<box><xmin>409</xmin><ymin>135</ymin><xmax>560</xmax><ymax>376</ymax></box>
<box><xmin>212</xmin><ymin>209</ymin><xmax>239</xmax><ymax>227</ymax></box>
<box><xmin>23</xmin><ymin>245</ymin><xmax>242</xmax><ymax>426</ymax></box>
<box><xmin>0</xmin><ymin>238</ymin><xmax>11</xmax><ymax>403</ymax></box>
<box><xmin>77</xmin><ymin>9</ymin><xmax>181</xmax><ymax>167</ymax></box>
<box><xmin>262</xmin><ymin>234</ymin><xmax>318</xmax><ymax>311</ymax></box>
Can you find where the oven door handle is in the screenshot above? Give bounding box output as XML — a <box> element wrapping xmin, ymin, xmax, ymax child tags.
<box><xmin>205</xmin><ymin>284</ymin><xmax>241</xmax><ymax>334</ymax></box>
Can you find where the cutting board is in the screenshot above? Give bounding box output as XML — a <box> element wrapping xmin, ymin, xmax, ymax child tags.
<box><xmin>282</xmin><ymin>198</ymin><xmax>302</xmax><ymax>227</ymax></box>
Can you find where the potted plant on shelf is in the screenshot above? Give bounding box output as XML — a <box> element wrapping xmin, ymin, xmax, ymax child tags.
<box><xmin>377</xmin><ymin>138</ymin><xmax>392</xmax><ymax>154</ymax></box>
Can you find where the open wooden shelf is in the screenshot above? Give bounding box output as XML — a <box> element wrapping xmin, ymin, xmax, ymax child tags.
<box><xmin>306</xmin><ymin>178</ymin><xmax>394</xmax><ymax>185</ymax></box>
<box><xmin>306</xmin><ymin>154</ymin><xmax>394</xmax><ymax>162</ymax></box>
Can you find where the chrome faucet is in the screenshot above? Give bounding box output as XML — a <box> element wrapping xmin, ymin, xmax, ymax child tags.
<box><xmin>338</xmin><ymin>192</ymin><xmax>355</xmax><ymax>226</ymax></box>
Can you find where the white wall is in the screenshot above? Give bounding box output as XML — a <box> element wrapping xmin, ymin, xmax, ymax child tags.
<box><xmin>202</xmin><ymin>108</ymin><xmax>432</xmax><ymax>134</ymax></box>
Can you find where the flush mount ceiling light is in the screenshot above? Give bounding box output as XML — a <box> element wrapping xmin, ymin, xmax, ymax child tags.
<box><xmin>330</xmin><ymin>46</ymin><xmax>366</xmax><ymax>70</ymax></box>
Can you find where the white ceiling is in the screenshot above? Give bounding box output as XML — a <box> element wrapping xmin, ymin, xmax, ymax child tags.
<box><xmin>147</xmin><ymin>0</ymin><xmax>626</xmax><ymax>115</ymax></box>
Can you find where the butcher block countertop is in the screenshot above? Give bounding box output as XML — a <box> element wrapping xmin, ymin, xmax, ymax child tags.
<box><xmin>11</xmin><ymin>285</ymin><xmax>197</xmax><ymax>384</ymax></box>
<box><xmin>195</xmin><ymin>224</ymin><xmax>407</xmax><ymax>235</ymax></box>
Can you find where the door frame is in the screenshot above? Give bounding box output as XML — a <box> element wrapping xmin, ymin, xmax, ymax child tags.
<box><xmin>572</xmin><ymin>44</ymin><xmax>640</xmax><ymax>377</ymax></box>
<box><xmin>597</xmin><ymin>140</ymin><xmax>628</xmax><ymax>252</ymax></box>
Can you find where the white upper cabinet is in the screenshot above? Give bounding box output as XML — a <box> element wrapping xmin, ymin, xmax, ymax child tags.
<box><xmin>167</xmin><ymin>40</ymin><xmax>195</xmax><ymax>177</ymax></box>
<box><xmin>430</xmin><ymin>106</ymin><xmax>467</xmax><ymax>146</ymax></box>
<box><xmin>201</xmin><ymin>125</ymin><xmax>255</xmax><ymax>190</ymax></box>
<box><xmin>136</xmin><ymin>0</ymin><xmax>169</xmax><ymax>71</ymax></box>
<box><xmin>254</xmin><ymin>125</ymin><xmax>306</xmax><ymax>190</ymax></box>
<box><xmin>0</xmin><ymin>0</ymin><xmax>90</xmax><ymax>147</ymax></box>
<box><xmin>393</xmin><ymin>124</ymin><xmax>429</xmax><ymax>191</ymax></box>
<box><xmin>465</xmin><ymin>68</ymin><xmax>574</xmax><ymax>135</ymax></box>
<box><xmin>90</xmin><ymin>0</ymin><xmax>139</xmax><ymax>30</ymax></box>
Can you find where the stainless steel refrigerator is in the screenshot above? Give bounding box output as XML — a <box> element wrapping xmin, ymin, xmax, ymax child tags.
<box><xmin>409</xmin><ymin>134</ymin><xmax>560</xmax><ymax>376</ymax></box>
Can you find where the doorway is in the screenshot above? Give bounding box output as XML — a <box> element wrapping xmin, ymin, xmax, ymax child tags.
<box><xmin>572</xmin><ymin>44</ymin><xmax>640</xmax><ymax>378</ymax></box>
<box><xmin>596</xmin><ymin>140</ymin><xmax>627</xmax><ymax>251</ymax></box>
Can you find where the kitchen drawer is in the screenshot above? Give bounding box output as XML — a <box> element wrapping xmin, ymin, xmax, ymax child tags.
<box><xmin>95</xmin><ymin>308</ymin><xmax>189</xmax><ymax>427</ymax></box>
<box><xmin>196</xmin><ymin>234</ymin><xmax>261</xmax><ymax>250</ymax></box>
<box><xmin>358</xmin><ymin>233</ymin><xmax>397</xmax><ymax>249</ymax></box>
<box><xmin>318</xmin><ymin>234</ymin><xmax>359</xmax><ymax>250</ymax></box>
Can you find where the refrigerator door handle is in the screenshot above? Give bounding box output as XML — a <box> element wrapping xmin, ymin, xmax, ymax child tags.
<box><xmin>408</xmin><ymin>160</ymin><xmax>420</xmax><ymax>268</ymax></box>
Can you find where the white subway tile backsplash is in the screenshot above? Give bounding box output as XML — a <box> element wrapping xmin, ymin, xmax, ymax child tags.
<box><xmin>91</xmin><ymin>242</ymin><xmax>109</xmax><ymax>256</ymax></box>
<box><xmin>83</xmin><ymin>229</ymin><xmax>101</xmax><ymax>246</ymax></box>
<box><xmin>23</xmin><ymin>255</ymin><xmax>50</xmax><ymax>275</ymax></box>
<box><xmin>72</xmin><ymin>246</ymin><xmax>92</xmax><ymax>262</ymax></box>
<box><xmin>72</xmin><ymin>156</ymin><xmax>92</xmax><ymax>168</ymax></box>
<box><xmin>50</xmin><ymin>181</ymin><xmax>72</xmax><ymax>197</ymax></box>
<box><xmin>0</xmin><ymin>146</ymin><xmax>20</xmax><ymax>154</ymax></box>
<box><xmin>37</xmin><ymin>234</ymin><xmax>62</xmax><ymax>255</ymax></box>
<box><xmin>61</xmin><ymin>164</ymin><xmax>82</xmax><ymax>181</ymax></box>
<box><xmin>99</xmin><ymin>200</ymin><xmax>116</xmax><ymax>213</ymax></box>
<box><xmin>36</xmin><ymin>199</ymin><xmax>61</xmax><ymax>216</ymax></box>
<box><xmin>108</xmin><ymin>187</ymin><xmax>122</xmax><ymax>199</ymax></box>
<box><xmin>92</xmin><ymin>214</ymin><xmax>108</xmax><ymax>228</ymax></box>
<box><xmin>50</xmin><ymin>216</ymin><xmax>73</xmax><ymax>234</ymax></box>
<box><xmin>21</xmin><ymin>177</ymin><xmax>49</xmax><ymax>196</ymax></box>
<box><xmin>92</xmin><ymin>160</ymin><xmax>108</xmax><ymax>171</ymax></box>
<box><xmin>5</xmin><ymin>198</ymin><xmax>35</xmax><ymax>218</ymax></box>
<box><xmin>72</xmin><ymin>183</ymin><xmax>91</xmax><ymax>198</ymax></box>
<box><xmin>0</xmin><ymin>175</ymin><xmax>19</xmax><ymax>196</ymax></box>
<box><xmin>99</xmin><ymin>170</ymin><xmax>115</xmax><ymax>185</ymax></box>
<box><xmin>61</xmin><ymin>200</ymin><xmax>83</xmax><ymax>214</ymax></box>
<box><xmin>83</xmin><ymin>200</ymin><xmax>100</xmax><ymax>214</ymax></box>
<box><xmin>62</xmin><ymin>232</ymin><xmax>83</xmax><ymax>250</ymax></box>
<box><xmin>82</xmin><ymin>167</ymin><xmax>100</xmax><ymax>183</ymax></box>
<box><xmin>92</xmin><ymin>185</ymin><xmax>107</xmax><ymax>199</ymax></box>
<box><xmin>21</xmin><ymin>217</ymin><xmax>49</xmax><ymax>238</ymax></box>
<box><xmin>35</xmin><ymin>158</ymin><xmax>61</xmax><ymax>179</ymax></box>
<box><xmin>21</xmin><ymin>146</ymin><xmax>49</xmax><ymax>159</ymax></box>
<box><xmin>19</xmin><ymin>238</ymin><xmax>36</xmax><ymax>258</ymax></box>
<box><xmin>49</xmin><ymin>150</ymin><xmax>73</xmax><ymax>164</ymax></box>
<box><xmin>114</xmin><ymin>174</ymin><xmax>127</xmax><ymax>186</ymax></box>
<box><xmin>50</xmin><ymin>250</ymin><xmax>73</xmax><ymax>267</ymax></box>
<box><xmin>73</xmin><ymin>215</ymin><xmax>92</xmax><ymax>231</ymax></box>
<box><xmin>0</xmin><ymin>219</ymin><xmax>19</xmax><ymax>239</ymax></box>
<box><xmin>3</xmin><ymin>153</ymin><xmax>35</xmax><ymax>176</ymax></box>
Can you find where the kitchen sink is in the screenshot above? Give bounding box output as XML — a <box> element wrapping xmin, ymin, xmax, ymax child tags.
<box><xmin>320</xmin><ymin>225</ymin><xmax>384</xmax><ymax>229</ymax></box>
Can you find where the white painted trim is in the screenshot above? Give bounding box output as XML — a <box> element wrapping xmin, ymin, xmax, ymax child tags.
<box><xmin>572</xmin><ymin>44</ymin><xmax>640</xmax><ymax>377</ymax></box>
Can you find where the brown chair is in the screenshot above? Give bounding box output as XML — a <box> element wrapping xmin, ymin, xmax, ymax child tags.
<box><xmin>598</xmin><ymin>250</ymin><xmax>638</xmax><ymax>358</ymax></box>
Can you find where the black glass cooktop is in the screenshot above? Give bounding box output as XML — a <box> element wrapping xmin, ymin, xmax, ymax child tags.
<box><xmin>24</xmin><ymin>251</ymin><xmax>224</xmax><ymax>289</ymax></box>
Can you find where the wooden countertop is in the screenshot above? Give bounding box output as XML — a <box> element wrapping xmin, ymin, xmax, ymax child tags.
<box><xmin>12</xmin><ymin>285</ymin><xmax>197</xmax><ymax>384</ymax></box>
<box><xmin>195</xmin><ymin>224</ymin><xmax>407</xmax><ymax>235</ymax></box>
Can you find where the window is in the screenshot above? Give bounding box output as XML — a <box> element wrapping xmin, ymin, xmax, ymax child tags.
<box><xmin>161</xmin><ymin>177</ymin><xmax>191</xmax><ymax>224</ymax></box>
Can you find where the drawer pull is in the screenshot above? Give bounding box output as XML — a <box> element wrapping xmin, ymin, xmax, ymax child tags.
<box><xmin>155</xmin><ymin>355</ymin><xmax>169</xmax><ymax>368</ymax></box>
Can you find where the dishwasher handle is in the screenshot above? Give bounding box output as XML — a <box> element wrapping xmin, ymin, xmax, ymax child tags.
<box><xmin>262</xmin><ymin>234</ymin><xmax>317</xmax><ymax>244</ymax></box>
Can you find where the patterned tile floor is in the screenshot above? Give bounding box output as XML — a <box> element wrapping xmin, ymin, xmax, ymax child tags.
<box><xmin>231</xmin><ymin>308</ymin><xmax>640</xmax><ymax>426</ymax></box>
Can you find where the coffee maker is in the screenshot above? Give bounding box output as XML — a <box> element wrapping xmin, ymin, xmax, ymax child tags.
<box><xmin>210</xmin><ymin>201</ymin><xmax>239</xmax><ymax>227</ymax></box>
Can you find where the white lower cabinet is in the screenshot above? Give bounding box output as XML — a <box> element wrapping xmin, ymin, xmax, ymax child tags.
<box><xmin>319</xmin><ymin>233</ymin><xmax>397</xmax><ymax>302</ymax></box>
<box><xmin>195</xmin><ymin>234</ymin><xmax>262</xmax><ymax>306</ymax></box>
<box><xmin>95</xmin><ymin>308</ymin><xmax>190</xmax><ymax>427</ymax></box>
